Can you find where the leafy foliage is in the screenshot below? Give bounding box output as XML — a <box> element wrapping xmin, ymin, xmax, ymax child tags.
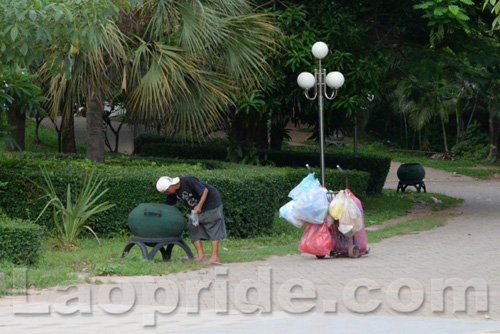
<box><xmin>1</xmin><ymin>68</ymin><xmax>46</xmax><ymax>116</ymax></box>
<box><xmin>483</xmin><ymin>0</ymin><xmax>500</xmax><ymax>30</ymax></box>
<box><xmin>451</xmin><ymin>121</ymin><xmax>489</xmax><ymax>160</ymax></box>
<box><xmin>414</xmin><ymin>0</ymin><xmax>474</xmax><ymax>45</ymax></box>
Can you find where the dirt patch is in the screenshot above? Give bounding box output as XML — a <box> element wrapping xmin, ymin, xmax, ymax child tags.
<box><xmin>465</xmin><ymin>164</ymin><xmax>499</xmax><ymax>170</ymax></box>
<box><xmin>286</xmin><ymin>122</ymin><xmax>313</xmax><ymax>146</ymax></box>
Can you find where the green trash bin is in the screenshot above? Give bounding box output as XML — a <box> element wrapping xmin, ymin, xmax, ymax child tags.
<box><xmin>127</xmin><ymin>203</ymin><xmax>186</xmax><ymax>239</ymax></box>
<box><xmin>122</xmin><ymin>203</ymin><xmax>194</xmax><ymax>261</ymax></box>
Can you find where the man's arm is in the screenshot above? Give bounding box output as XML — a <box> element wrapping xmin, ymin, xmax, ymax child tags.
<box><xmin>193</xmin><ymin>188</ymin><xmax>208</xmax><ymax>214</ymax></box>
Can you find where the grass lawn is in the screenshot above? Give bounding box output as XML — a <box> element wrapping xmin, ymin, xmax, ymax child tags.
<box><xmin>0</xmin><ymin>119</ymin><xmax>87</xmax><ymax>154</ymax></box>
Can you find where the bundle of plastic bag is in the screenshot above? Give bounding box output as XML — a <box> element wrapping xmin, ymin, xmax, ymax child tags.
<box><xmin>338</xmin><ymin>192</ymin><xmax>363</xmax><ymax>236</ymax></box>
<box><xmin>328</xmin><ymin>190</ymin><xmax>346</xmax><ymax>220</ymax></box>
<box><xmin>291</xmin><ymin>175</ymin><xmax>328</xmax><ymax>224</ymax></box>
<box><xmin>279</xmin><ymin>172</ymin><xmax>328</xmax><ymax>226</ymax></box>
<box><xmin>279</xmin><ymin>200</ymin><xmax>305</xmax><ymax>228</ymax></box>
<box><xmin>288</xmin><ymin>173</ymin><xmax>317</xmax><ymax>200</ymax></box>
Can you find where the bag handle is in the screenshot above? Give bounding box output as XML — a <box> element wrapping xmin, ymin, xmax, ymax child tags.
<box><xmin>144</xmin><ymin>208</ymin><xmax>162</xmax><ymax>217</ymax></box>
<box><xmin>336</xmin><ymin>165</ymin><xmax>349</xmax><ymax>189</ymax></box>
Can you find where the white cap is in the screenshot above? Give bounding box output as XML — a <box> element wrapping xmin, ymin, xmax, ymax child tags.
<box><xmin>156</xmin><ymin>176</ymin><xmax>180</xmax><ymax>193</ymax></box>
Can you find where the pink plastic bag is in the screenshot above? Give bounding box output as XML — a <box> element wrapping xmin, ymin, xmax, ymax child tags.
<box><xmin>343</xmin><ymin>189</ymin><xmax>368</xmax><ymax>255</ymax></box>
<box><xmin>298</xmin><ymin>222</ymin><xmax>332</xmax><ymax>256</ymax></box>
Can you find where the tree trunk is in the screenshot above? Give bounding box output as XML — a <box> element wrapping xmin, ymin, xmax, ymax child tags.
<box><xmin>33</xmin><ymin>112</ymin><xmax>45</xmax><ymax>144</ymax></box>
<box><xmin>103</xmin><ymin>114</ymin><xmax>124</xmax><ymax>153</ymax></box>
<box><xmin>441</xmin><ymin>117</ymin><xmax>449</xmax><ymax>153</ymax></box>
<box><xmin>229</xmin><ymin>114</ymin><xmax>246</xmax><ymax>143</ymax></box>
<box><xmin>86</xmin><ymin>92</ymin><xmax>105</xmax><ymax>163</ymax></box>
<box><xmin>270</xmin><ymin>112</ymin><xmax>286</xmax><ymax>151</ymax></box>
<box><xmin>356</xmin><ymin>109</ymin><xmax>370</xmax><ymax>137</ymax></box>
<box><xmin>6</xmin><ymin>104</ymin><xmax>25</xmax><ymax>152</ymax></box>
<box><xmin>488</xmin><ymin>107</ymin><xmax>500</xmax><ymax>160</ymax></box>
<box><xmin>62</xmin><ymin>112</ymin><xmax>77</xmax><ymax>154</ymax></box>
<box><xmin>255</xmin><ymin>117</ymin><xmax>268</xmax><ymax>149</ymax></box>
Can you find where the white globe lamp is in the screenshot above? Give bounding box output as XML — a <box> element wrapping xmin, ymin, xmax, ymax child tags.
<box><xmin>297</xmin><ymin>72</ymin><xmax>316</xmax><ymax>90</ymax></box>
<box><xmin>311</xmin><ymin>42</ymin><xmax>329</xmax><ymax>59</ymax></box>
<box><xmin>325</xmin><ymin>71</ymin><xmax>345</xmax><ymax>89</ymax></box>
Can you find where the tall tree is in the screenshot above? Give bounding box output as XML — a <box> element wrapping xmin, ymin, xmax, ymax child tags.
<box><xmin>414</xmin><ymin>0</ymin><xmax>500</xmax><ymax>156</ymax></box>
<box><xmin>122</xmin><ymin>0</ymin><xmax>279</xmax><ymax>144</ymax></box>
<box><xmin>1</xmin><ymin>68</ymin><xmax>45</xmax><ymax>151</ymax></box>
<box><xmin>38</xmin><ymin>0</ymin><xmax>128</xmax><ymax>161</ymax></box>
<box><xmin>0</xmin><ymin>1</ymin><xmax>57</xmax><ymax>151</ymax></box>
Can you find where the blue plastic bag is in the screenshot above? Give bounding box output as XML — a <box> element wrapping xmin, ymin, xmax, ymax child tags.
<box><xmin>288</xmin><ymin>173</ymin><xmax>328</xmax><ymax>224</ymax></box>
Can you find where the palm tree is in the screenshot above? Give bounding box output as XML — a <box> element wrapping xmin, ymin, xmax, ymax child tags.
<box><xmin>40</xmin><ymin>0</ymin><xmax>278</xmax><ymax>162</ymax></box>
<box><xmin>122</xmin><ymin>0</ymin><xmax>279</xmax><ymax>141</ymax></box>
<box><xmin>393</xmin><ymin>74</ymin><xmax>458</xmax><ymax>153</ymax></box>
<box><xmin>38</xmin><ymin>4</ymin><xmax>128</xmax><ymax>161</ymax></box>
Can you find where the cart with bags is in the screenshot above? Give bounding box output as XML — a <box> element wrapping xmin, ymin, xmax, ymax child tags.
<box><xmin>279</xmin><ymin>165</ymin><xmax>368</xmax><ymax>259</ymax></box>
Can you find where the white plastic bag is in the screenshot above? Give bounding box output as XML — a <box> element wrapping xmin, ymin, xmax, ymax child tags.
<box><xmin>279</xmin><ymin>200</ymin><xmax>305</xmax><ymax>228</ymax></box>
<box><xmin>329</xmin><ymin>190</ymin><xmax>346</xmax><ymax>220</ymax></box>
<box><xmin>339</xmin><ymin>193</ymin><xmax>363</xmax><ymax>236</ymax></box>
<box><xmin>187</xmin><ymin>210</ymin><xmax>199</xmax><ymax>226</ymax></box>
<box><xmin>288</xmin><ymin>173</ymin><xmax>317</xmax><ymax>200</ymax></box>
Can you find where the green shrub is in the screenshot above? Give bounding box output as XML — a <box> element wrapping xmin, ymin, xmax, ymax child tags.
<box><xmin>134</xmin><ymin>136</ymin><xmax>390</xmax><ymax>194</ymax></box>
<box><xmin>138</xmin><ymin>142</ymin><xmax>228</xmax><ymax>161</ymax></box>
<box><xmin>0</xmin><ymin>153</ymin><xmax>369</xmax><ymax>238</ymax></box>
<box><xmin>0</xmin><ymin>215</ymin><xmax>43</xmax><ymax>265</ymax></box>
<box><xmin>452</xmin><ymin>122</ymin><xmax>489</xmax><ymax>161</ymax></box>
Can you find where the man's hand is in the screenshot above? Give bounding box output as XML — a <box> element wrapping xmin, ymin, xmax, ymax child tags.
<box><xmin>194</xmin><ymin>188</ymin><xmax>208</xmax><ymax>214</ymax></box>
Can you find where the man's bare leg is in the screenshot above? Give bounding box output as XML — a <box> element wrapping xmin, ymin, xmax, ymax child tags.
<box><xmin>193</xmin><ymin>240</ymin><xmax>207</xmax><ymax>262</ymax></box>
<box><xmin>208</xmin><ymin>240</ymin><xmax>220</xmax><ymax>264</ymax></box>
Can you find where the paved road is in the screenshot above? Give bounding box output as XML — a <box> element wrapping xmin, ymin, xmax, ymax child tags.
<box><xmin>2</xmin><ymin>151</ymin><xmax>500</xmax><ymax>332</ymax></box>
<box><xmin>40</xmin><ymin>117</ymin><xmax>139</xmax><ymax>154</ymax></box>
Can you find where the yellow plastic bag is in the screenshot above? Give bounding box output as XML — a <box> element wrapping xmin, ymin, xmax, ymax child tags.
<box><xmin>329</xmin><ymin>190</ymin><xmax>346</xmax><ymax>220</ymax></box>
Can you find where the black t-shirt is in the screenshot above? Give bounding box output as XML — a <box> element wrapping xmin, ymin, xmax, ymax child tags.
<box><xmin>165</xmin><ymin>175</ymin><xmax>222</xmax><ymax>211</ymax></box>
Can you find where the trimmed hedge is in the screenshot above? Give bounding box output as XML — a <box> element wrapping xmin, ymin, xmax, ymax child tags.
<box><xmin>134</xmin><ymin>135</ymin><xmax>229</xmax><ymax>161</ymax></box>
<box><xmin>0</xmin><ymin>215</ymin><xmax>42</xmax><ymax>265</ymax></box>
<box><xmin>134</xmin><ymin>135</ymin><xmax>390</xmax><ymax>194</ymax></box>
<box><xmin>0</xmin><ymin>153</ymin><xmax>369</xmax><ymax>238</ymax></box>
<box><xmin>264</xmin><ymin>150</ymin><xmax>390</xmax><ymax>195</ymax></box>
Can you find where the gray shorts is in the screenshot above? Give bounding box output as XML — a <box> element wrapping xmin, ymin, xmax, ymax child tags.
<box><xmin>188</xmin><ymin>205</ymin><xmax>226</xmax><ymax>242</ymax></box>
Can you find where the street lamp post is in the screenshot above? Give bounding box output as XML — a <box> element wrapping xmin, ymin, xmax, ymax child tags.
<box><xmin>297</xmin><ymin>42</ymin><xmax>344</xmax><ymax>186</ymax></box>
